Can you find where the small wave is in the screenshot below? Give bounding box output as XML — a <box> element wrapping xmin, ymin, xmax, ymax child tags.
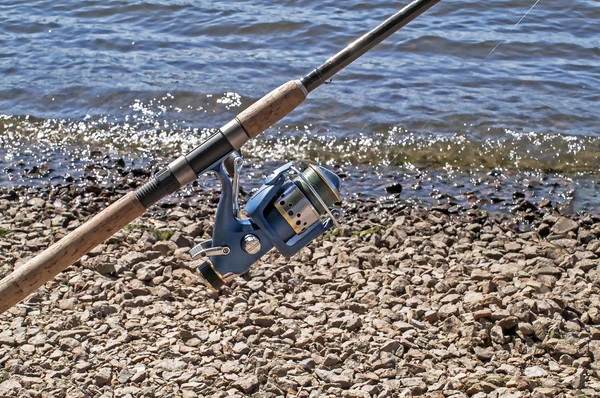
<box><xmin>2</xmin><ymin>115</ymin><xmax>599</xmax><ymax>174</ymax></box>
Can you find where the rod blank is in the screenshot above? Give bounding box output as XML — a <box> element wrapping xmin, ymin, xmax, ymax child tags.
<box><xmin>301</xmin><ymin>0</ymin><xmax>442</xmax><ymax>93</ymax></box>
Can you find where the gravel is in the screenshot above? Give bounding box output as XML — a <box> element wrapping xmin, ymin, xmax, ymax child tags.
<box><xmin>1</xmin><ymin>174</ymin><xmax>600</xmax><ymax>397</ymax></box>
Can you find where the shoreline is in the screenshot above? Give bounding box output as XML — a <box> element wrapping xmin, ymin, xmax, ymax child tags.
<box><xmin>1</xmin><ymin>173</ymin><xmax>600</xmax><ymax>397</ymax></box>
<box><xmin>1</xmin><ymin>152</ymin><xmax>598</xmax><ymax>216</ymax></box>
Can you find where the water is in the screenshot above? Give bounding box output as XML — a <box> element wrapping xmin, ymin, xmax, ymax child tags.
<box><xmin>1</xmin><ymin>0</ymin><xmax>599</xmax><ymax>211</ymax></box>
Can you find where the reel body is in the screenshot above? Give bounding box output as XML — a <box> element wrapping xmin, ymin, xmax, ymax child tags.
<box><xmin>190</xmin><ymin>153</ymin><xmax>342</xmax><ymax>290</ymax></box>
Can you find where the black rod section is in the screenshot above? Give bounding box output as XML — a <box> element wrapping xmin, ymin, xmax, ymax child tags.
<box><xmin>301</xmin><ymin>0</ymin><xmax>441</xmax><ymax>93</ymax></box>
<box><xmin>135</xmin><ymin>132</ymin><xmax>233</xmax><ymax>208</ymax></box>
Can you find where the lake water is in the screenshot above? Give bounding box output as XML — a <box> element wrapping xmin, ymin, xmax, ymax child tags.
<box><xmin>1</xmin><ymin>0</ymin><xmax>599</xmax><ymax>211</ymax></box>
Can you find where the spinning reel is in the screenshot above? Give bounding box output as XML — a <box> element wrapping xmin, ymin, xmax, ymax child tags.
<box><xmin>190</xmin><ymin>152</ymin><xmax>343</xmax><ymax>290</ymax></box>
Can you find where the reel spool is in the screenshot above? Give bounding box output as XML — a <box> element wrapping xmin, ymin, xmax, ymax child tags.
<box><xmin>189</xmin><ymin>153</ymin><xmax>342</xmax><ymax>290</ymax></box>
<box><xmin>266</xmin><ymin>165</ymin><xmax>341</xmax><ymax>244</ymax></box>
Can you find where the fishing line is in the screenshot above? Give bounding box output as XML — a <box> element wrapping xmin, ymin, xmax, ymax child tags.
<box><xmin>359</xmin><ymin>0</ymin><xmax>542</xmax><ymax>194</ymax></box>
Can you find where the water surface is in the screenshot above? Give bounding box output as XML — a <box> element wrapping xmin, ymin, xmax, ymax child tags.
<box><xmin>1</xmin><ymin>0</ymin><xmax>599</xmax><ymax>210</ymax></box>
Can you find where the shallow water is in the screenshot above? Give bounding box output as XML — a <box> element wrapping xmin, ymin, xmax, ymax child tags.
<box><xmin>1</xmin><ymin>0</ymin><xmax>599</xmax><ymax>210</ymax></box>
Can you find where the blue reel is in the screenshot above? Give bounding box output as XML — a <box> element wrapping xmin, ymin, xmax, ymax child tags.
<box><xmin>190</xmin><ymin>153</ymin><xmax>342</xmax><ymax>290</ymax></box>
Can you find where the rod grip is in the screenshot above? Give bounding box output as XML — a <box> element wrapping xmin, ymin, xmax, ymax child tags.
<box><xmin>236</xmin><ymin>80</ymin><xmax>307</xmax><ymax>139</ymax></box>
<box><xmin>0</xmin><ymin>192</ymin><xmax>146</xmax><ymax>315</ymax></box>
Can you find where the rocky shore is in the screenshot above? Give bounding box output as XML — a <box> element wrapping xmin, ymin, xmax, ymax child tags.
<box><xmin>1</xmin><ymin>172</ymin><xmax>600</xmax><ymax>398</ymax></box>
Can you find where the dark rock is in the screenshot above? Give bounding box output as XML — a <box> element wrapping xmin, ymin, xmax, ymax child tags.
<box><xmin>385</xmin><ymin>183</ymin><xmax>403</xmax><ymax>195</ymax></box>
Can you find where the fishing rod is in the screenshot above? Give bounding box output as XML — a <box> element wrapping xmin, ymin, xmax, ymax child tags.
<box><xmin>0</xmin><ymin>0</ymin><xmax>441</xmax><ymax>314</ymax></box>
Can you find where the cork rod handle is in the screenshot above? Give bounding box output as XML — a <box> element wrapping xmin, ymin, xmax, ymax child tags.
<box><xmin>0</xmin><ymin>192</ymin><xmax>146</xmax><ymax>314</ymax></box>
<box><xmin>236</xmin><ymin>80</ymin><xmax>307</xmax><ymax>138</ymax></box>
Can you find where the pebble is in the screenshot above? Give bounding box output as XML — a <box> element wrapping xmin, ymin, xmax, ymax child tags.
<box><xmin>233</xmin><ymin>375</ymin><xmax>259</xmax><ymax>394</ymax></box>
<box><xmin>525</xmin><ymin>366</ymin><xmax>548</xmax><ymax>378</ymax></box>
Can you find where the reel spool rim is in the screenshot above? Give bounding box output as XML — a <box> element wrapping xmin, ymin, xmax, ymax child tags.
<box><xmin>308</xmin><ymin>164</ymin><xmax>341</xmax><ymax>203</ymax></box>
<box><xmin>291</xmin><ymin>165</ymin><xmax>341</xmax><ymax>229</ymax></box>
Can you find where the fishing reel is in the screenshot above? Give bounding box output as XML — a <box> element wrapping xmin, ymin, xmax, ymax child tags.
<box><xmin>190</xmin><ymin>152</ymin><xmax>342</xmax><ymax>290</ymax></box>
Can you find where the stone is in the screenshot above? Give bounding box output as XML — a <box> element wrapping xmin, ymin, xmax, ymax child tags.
<box><xmin>473</xmin><ymin>309</ymin><xmax>492</xmax><ymax>320</ymax></box>
<box><xmin>551</xmin><ymin>217</ymin><xmax>578</xmax><ymax>235</ymax></box>
<box><xmin>95</xmin><ymin>368</ymin><xmax>112</xmax><ymax>386</ymax></box>
<box><xmin>75</xmin><ymin>361</ymin><xmax>92</xmax><ymax>372</ymax></box>
<box><xmin>532</xmin><ymin>318</ymin><xmax>554</xmax><ymax>340</ymax></box>
<box><xmin>117</xmin><ymin>368</ymin><xmax>133</xmax><ymax>383</ymax></box>
<box><xmin>0</xmin><ymin>379</ymin><xmax>22</xmax><ymax>396</ymax></box>
<box><xmin>385</xmin><ymin>183</ymin><xmax>403</xmax><ymax>195</ymax></box>
<box><xmin>27</xmin><ymin>198</ymin><xmax>45</xmax><ymax>208</ymax></box>
<box><xmin>532</xmin><ymin>387</ymin><xmax>558</xmax><ymax>397</ymax></box>
<box><xmin>380</xmin><ymin>340</ymin><xmax>401</xmax><ymax>353</ymax></box>
<box><xmin>170</xmin><ymin>231</ymin><xmax>192</xmax><ymax>248</ymax></box>
<box><xmin>471</xmin><ymin>269</ymin><xmax>492</xmax><ymax>280</ymax></box>
<box><xmin>120</xmin><ymin>252</ymin><xmax>147</xmax><ymax>266</ymax></box>
<box><xmin>182</xmin><ymin>223</ymin><xmax>203</xmax><ymax>238</ymax></box>
<box><xmin>233</xmin><ymin>375</ymin><xmax>259</xmax><ymax>394</ymax></box>
<box><xmin>490</xmin><ymin>325</ymin><xmax>506</xmax><ymax>344</ymax></box>
<box><xmin>20</xmin><ymin>344</ymin><xmax>35</xmax><ymax>354</ymax></box>
<box><xmin>438</xmin><ymin>304</ymin><xmax>459</xmax><ymax>319</ymax></box>
<box><xmin>423</xmin><ymin>310</ymin><xmax>439</xmax><ymax>323</ymax></box>
<box><xmin>474</xmin><ymin>347</ymin><xmax>494</xmax><ymax>361</ymax></box>
<box><xmin>323</xmin><ymin>354</ymin><xmax>341</xmax><ymax>367</ymax></box>
<box><xmin>232</xmin><ymin>342</ymin><xmax>250</xmax><ymax>355</ymax></box>
<box><xmin>131</xmin><ymin>371</ymin><xmax>147</xmax><ymax>383</ymax></box>
<box><xmin>524</xmin><ymin>366</ymin><xmax>548</xmax><ymax>378</ymax></box>
<box><xmin>553</xmin><ymin>340</ymin><xmax>579</xmax><ymax>357</ymax></box>
<box><xmin>563</xmin><ymin>369</ymin><xmax>585</xmax><ymax>389</ymax></box>
<box><xmin>156</xmin><ymin>359</ymin><xmax>187</xmax><ymax>372</ymax></box>
<box><xmin>153</xmin><ymin>240</ymin><xmax>178</xmax><ymax>255</ymax></box>
<box><xmin>483</xmin><ymin>250</ymin><xmax>504</xmax><ymax>260</ymax></box>
<box><xmin>497</xmin><ymin>316</ymin><xmax>519</xmax><ymax>330</ymax></box>
<box><xmin>300</xmin><ymin>358</ymin><xmax>315</xmax><ymax>370</ymax></box>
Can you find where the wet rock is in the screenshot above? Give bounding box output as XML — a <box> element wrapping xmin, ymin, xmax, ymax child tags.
<box><xmin>385</xmin><ymin>183</ymin><xmax>403</xmax><ymax>195</ymax></box>
<box><xmin>551</xmin><ymin>217</ymin><xmax>579</xmax><ymax>235</ymax></box>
